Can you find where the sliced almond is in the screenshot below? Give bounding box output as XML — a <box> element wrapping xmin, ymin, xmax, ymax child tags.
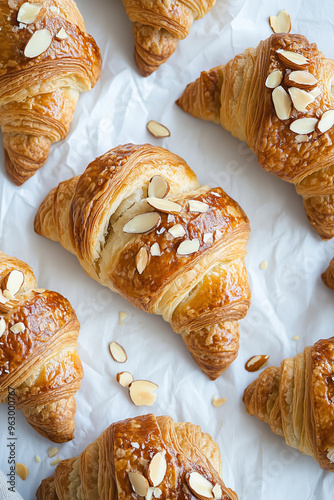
<box><xmin>24</xmin><ymin>29</ymin><xmax>52</xmax><ymax>59</ymax></box>
<box><xmin>136</xmin><ymin>247</ymin><xmax>148</xmax><ymax>274</ymax></box>
<box><xmin>212</xmin><ymin>396</ymin><xmax>226</xmax><ymax>408</ymax></box>
<box><xmin>148</xmin><ymin>452</ymin><xmax>167</xmax><ymax>487</ymax></box>
<box><xmin>292</xmin><ymin>335</ymin><xmax>300</xmax><ymax>341</ymax></box>
<box><xmin>147</xmin><ymin>121</ymin><xmax>170</xmax><ymax>139</ymax></box>
<box><xmin>146</xmin><ymin>487</ymin><xmax>155</xmax><ymax>500</ymax></box>
<box><xmin>284</xmin><ymin>71</ymin><xmax>318</xmax><ymax>90</ymax></box>
<box><xmin>0</xmin><ymin>317</ymin><xmax>6</xmax><ymax>336</ymax></box>
<box><xmin>109</xmin><ymin>341</ymin><xmax>127</xmax><ymax>363</ymax></box>
<box><xmin>116</xmin><ymin>371</ymin><xmax>134</xmax><ymax>387</ymax></box>
<box><xmin>260</xmin><ymin>260</ymin><xmax>268</xmax><ymax>270</ymax></box>
<box><xmin>168</xmin><ymin>224</ymin><xmax>185</xmax><ymax>238</ymax></box>
<box><xmin>203</xmin><ymin>233</ymin><xmax>213</xmax><ymax>243</ymax></box>
<box><xmin>265</xmin><ymin>70</ymin><xmax>283</xmax><ymax>89</ymax></box>
<box><xmin>128</xmin><ymin>471</ymin><xmax>149</xmax><ymax>496</ymax></box>
<box><xmin>3</xmin><ymin>289</ymin><xmax>15</xmax><ymax>300</ymax></box>
<box><xmin>288</xmin><ymin>87</ymin><xmax>315</xmax><ymax>112</ymax></box>
<box><xmin>56</xmin><ymin>28</ymin><xmax>68</xmax><ymax>40</ymax></box>
<box><xmin>35</xmin><ymin>455</ymin><xmax>41</xmax><ymax>463</ymax></box>
<box><xmin>309</xmin><ymin>87</ymin><xmax>321</xmax><ymax>99</ymax></box>
<box><xmin>290</xmin><ymin>117</ymin><xmax>318</xmax><ymax>134</ymax></box>
<box><xmin>295</xmin><ymin>134</ymin><xmax>309</xmax><ymax>143</ymax></box>
<box><xmin>0</xmin><ymin>298</ymin><xmax>18</xmax><ymax>314</ymax></box>
<box><xmin>245</xmin><ymin>355</ymin><xmax>269</xmax><ymax>372</ymax></box>
<box><xmin>269</xmin><ymin>10</ymin><xmax>291</xmax><ymax>34</ymax></box>
<box><xmin>272</xmin><ymin>86</ymin><xmax>291</xmax><ymax>120</ymax></box>
<box><xmin>210</xmin><ymin>192</ymin><xmax>221</xmax><ymax>198</ymax></box>
<box><xmin>276</xmin><ymin>49</ymin><xmax>309</xmax><ymax>70</ymax></box>
<box><xmin>150</xmin><ymin>242</ymin><xmax>161</xmax><ymax>256</ymax></box>
<box><xmin>186</xmin><ymin>471</ymin><xmax>214</xmax><ymax>500</ymax></box>
<box><xmin>212</xmin><ymin>484</ymin><xmax>222</xmax><ymax>499</ymax></box>
<box><xmin>188</xmin><ymin>200</ymin><xmax>209</xmax><ymax>213</ymax></box>
<box><xmin>129</xmin><ymin>380</ymin><xmax>158</xmax><ymax>406</ymax></box>
<box><xmin>154</xmin><ymin>488</ymin><xmax>162</xmax><ymax>498</ymax></box>
<box><xmin>17</xmin><ymin>2</ymin><xmax>43</xmax><ymax>24</ymax></box>
<box><xmin>15</xmin><ymin>463</ymin><xmax>28</xmax><ymax>481</ymax></box>
<box><xmin>10</xmin><ymin>322</ymin><xmax>25</xmax><ymax>334</ymax></box>
<box><xmin>148</xmin><ymin>176</ymin><xmax>170</xmax><ymax>199</ymax></box>
<box><xmin>48</xmin><ymin>447</ymin><xmax>59</xmax><ymax>458</ymax></box>
<box><xmin>2</xmin><ymin>270</ymin><xmax>24</xmax><ymax>296</ymax></box>
<box><xmin>177</xmin><ymin>239</ymin><xmax>200</xmax><ymax>256</ymax></box>
<box><xmin>215</xmin><ymin>230</ymin><xmax>223</xmax><ymax>239</ymax></box>
<box><xmin>146</xmin><ymin>197</ymin><xmax>182</xmax><ymax>214</ymax></box>
<box><xmin>50</xmin><ymin>458</ymin><xmax>61</xmax><ymax>466</ymax></box>
<box><xmin>317</xmin><ymin>110</ymin><xmax>334</xmax><ymax>134</ymax></box>
<box><xmin>123</xmin><ymin>212</ymin><xmax>160</xmax><ymax>234</ymax></box>
<box><xmin>118</xmin><ymin>311</ymin><xmax>127</xmax><ymax>325</ymax></box>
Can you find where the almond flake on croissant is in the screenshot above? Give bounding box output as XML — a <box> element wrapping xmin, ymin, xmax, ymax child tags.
<box><xmin>34</xmin><ymin>143</ymin><xmax>251</xmax><ymax>380</ymax></box>
<box><xmin>0</xmin><ymin>250</ymin><xmax>83</xmax><ymax>442</ymax></box>
<box><xmin>0</xmin><ymin>0</ymin><xmax>101</xmax><ymax>185</ymax></box>
<box><xmin>177</xmin><ymin>33</ymin><xmax>334</xmax><ymax>239</ymax></box>
<box><xmin>322</xmin><ymin>257</ymin><xmax>334</xmax><ymax>289</ymax></box>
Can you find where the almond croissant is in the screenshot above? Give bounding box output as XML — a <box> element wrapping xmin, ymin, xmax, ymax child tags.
<box><xmin>0</xmin><ymin>0</ymin><xmax>101</xmax><ymax>185</ymax></box>
<box><xmin>243</xmin><ymin>337</ymin><xmax>334</xmax><ymax>472</ymax></box>
<box><xmin>34</xmin><ymin>143</ymin><xmax>251</xmax><ymax>380</ymax></box>
<box><xmin>0</xmin><ymin>250</ymin><xmax>83</xmax><ymax>442</ymax></box>
<box><xmin>177</xmin><ymin>33</ymin><xmax>334</xmax><ymax>239</ymax></box>
<box><xmin>37</xmin><ymin>413</ymin><xmax>238</xmax><ymax>499</ymax></box>
<box><xmin>322</xmin><ymin>258</ymin><xmax>334</xmax><ymax>289</ymax></box>
<box><xmin>122</xmin><ymin>0</ymin><xmax>216</xmax><ymax>76</ymax></box>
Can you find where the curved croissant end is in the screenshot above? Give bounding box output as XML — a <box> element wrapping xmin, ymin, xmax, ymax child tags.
<box><xmin>322</xmin><ymin>258</ymin><xmax>334</xmax><ymax>289</ymax></box>
<box><xmin>243</xmin><ymin>337</ymin><xmax>334</xmax><ymax>472</ymax></box>
<box><xmin>0</xmin><ymin>250</ymin><xmax>83</xmax><ymax>442</ymax></box>
<box><xmin>37</xmin><ymin>413</ymin><xmax>238</xmax><ymax>499</ymax></box>
<box><xmin>35</xmin><ymin>143</ymin><xmax>251</xmax><ymax>379</ymax></box>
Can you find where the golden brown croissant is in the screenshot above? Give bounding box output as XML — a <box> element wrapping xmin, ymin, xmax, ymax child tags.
<box><xmin>122</xmin><ymin>0</ymin><xmax>216</xmax><ymax>76</ymax></box>
<box><xmin>322</xmin><ymin>258</ymin><xmax>334</xmax><ymax>289</ymax></box>
<box><xmin>0</xmin><ymin>250</ymin><xmax>83</xmax><ymax>442</ymax></box>
<box><xmin>177</xmin><ymin>33</ymin><xmax>334</xmax><ymax>239</ymax></box>
<box><xmin>243</xmin><ymin>337</ymin><xmax>334</xmax><ymax>472</ymax></box>
<box><xmin>34</xmin><ymin>143</ymin><xmax>251</xmax><ymax>380</ymax></box>
<box><xmin>37</xmin><ymin>413</ymin><xmax>238</xmax><ymax>499</ymax></box>
<box><xmin>0</xmin><ymin>0</ymin><xmax>101</xmax><ymax>185</ymax></box>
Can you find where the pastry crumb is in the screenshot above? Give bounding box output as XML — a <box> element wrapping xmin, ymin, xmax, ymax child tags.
<box><xmin>118</xmin><ymin>311</ymin><xmax>127</xmax><ymax>325</ymax></box>
<box><xmin>35</xmin><ymin>455</ymin><xmax>41</xmax><ymax>463</ymax></box>
<box><xmin>260</xmin><ymin>260</ymin><xmax>268</xmax><ymax>270</ymax></box>
<box><xmin>292</xmin><ymin>335</ymin><xmax>299</xmax><ymax>341</ymax></box>
<box><xmin>212</xmin><ymin>395</ymin><xmax>226</xmax><ymax>407</ymax></box>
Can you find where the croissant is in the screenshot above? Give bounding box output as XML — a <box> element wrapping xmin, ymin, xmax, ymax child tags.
<box><xmin>177</xmin><ymin>33</ymin><xmax>334</xmax><ymax>239</ymax></box>
<box><xmin>37</xmin><ymin>413</ymin><xmax>238</xmax><ymax>499</ymax></box>
<box><xmin>121</xmin><ymin>0</ymin><xmax>216</xmax><ymax>76</ymax></box>
<box><xmin>0</xmin><ymin>0</ymin><xmax>101</xmax><ymax>185</ymax></box>
<box><xmin>34</xmin><ymin>143</ymin><xmax>251</xmax><ymax>380</ymax></box>
<box><xmin>243</xmin><ymin>337</ymin><xmax>334</xmax><ymax>472</ymax></box>
<box><xmin>0</xmin><ymin>250</ymin><xmax>83</xmax><ymax>442</ymax></box>
<box><xmin>322</xmin><ymin>258</ymin><xmax>334</xmax><ymax>289</ymax></box>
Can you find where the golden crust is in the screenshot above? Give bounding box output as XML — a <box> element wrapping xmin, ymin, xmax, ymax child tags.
<box><xmin>37</xmin><ymin>413</ymin><xmax>238</xmax><ymax>499</ymax></box>
<box><xmin>322</xmin><ymin>257</ymin><xmax>334</xmax><ymax>289</ymax></box>
<box><xmin>35</xmin><ymin>143</ymin><xmax>251</xmax><ymax>379</ymax></box>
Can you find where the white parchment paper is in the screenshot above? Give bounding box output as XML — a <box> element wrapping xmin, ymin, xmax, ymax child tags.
<box><xmin>0</xmin><ymin>0</ymin><xmax>334</xmax><ymax>498</ymax></box>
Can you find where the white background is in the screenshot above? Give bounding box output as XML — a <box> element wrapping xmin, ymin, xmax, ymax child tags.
<box><xmin>0</xmin><ymin>0</ymin><xmax>334</xmax><ymax>498</ymax></box>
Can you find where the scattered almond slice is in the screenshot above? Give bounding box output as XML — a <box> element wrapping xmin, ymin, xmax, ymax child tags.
<box><xmin>35</xmin><ymin>455</ymin><xmax>41</xmax><ymax>463</ymax></box>
<box><xmin>136</xmin><ymin>247</ymin><xmax>149</xmax><ymax>274</ymax></box>
<box><xmin>123</xmin><ymin>212</ymin><xmax>161</xmax><ymax>234</ymax></box>
<box><xmin>290</xmin><ymin>117</ymin><xmax>318</xmax><ymax>134</ymax></box>
<box><xmin>215</xmin><ymin>229</ymin><xmax>223</xmax><ymax>239</ymax></box>
<box><xmin>0</xmin><ymin>298</ymin><xmax>18</xmax><ymax>314</ymax></box>
<box><xmin>129</xmin><ymin>380</ymin><xmax>158</xmax><ymax>406</ymax></box>
<box><xmin>309</xmin><ymin>87</ymin><xmax>321</xmax><ymax>99</ymax></box>
<box><xmin>24</xmin><ymin>29</ymin><xmax>52</xmax><ymax>58</ymax></box>
<box><xmin>3</xmin><ymin>289</ymin><xmax>15</xmax><ymax>300</ymax></box>
<box><xmin>288</xmin><ymin>87</ymin><xmax>315</xmax><ymax>112</ymax></box>
<box><xmin>109</xmin><ymin>341</ymin><xmax>127</xmax><ymax>363</ymax></box>
<box><xmin>168</xmin><ymin>224</ymin><xmax>185</xmax><ymax>238</ymax></box>
<box><xmin>284</xmin><ymin>70</ymin><xmax>318</xmax><ymax>90</ymax></box>
<box><xmin>292</xmin><ymin>335</ymin><xmax>300</xmax><ymax>341</ymax></box>
<box><xmin>145</xmin><ymin>487</ymin><xmax>155</xmax><ymax>500</ymax></box>
<box><xmin>17</xmin><ymin>2</ymin><xmax>43</xmax><ymax>24</ymax></box>
<box><xmin>269</xmin><ymin>9</ymin><xmax>291</xmax><ymax>34</ymax></box>
<box><xmin>154</xmin><ymin>488</ymin><xmax>162</xmax><ymax>498</ymax></box>
<box><xmin>150</xmin><ymin>243</ymin><xmax>161</xmax><ymax>256</ymax></box>
<box><xmin>128</xmin><ymin>471</ymin><xmax>150</xmax><ymax>496</ymax></box>
<box><xmin>186</xmin><ymin>471</ymin><xmax>214</xmax><ymax>500</ymax></box>
<box><xmin>212</xmin><ymin>395</ymin><xmax>226</xmax><ymax>408</ymax></box>
<box><xmin>116</xmin><ymin>371</ymin><xmax>134</xmax><ymax>387</ymax></box>
<box><xmin>118</xmin><ymin>311</ymin><xmax>127</xmax><ymax>325</ymax></box>
<box><xmin>148</xmin><ymin>452</ymin><xmax>167</xmax><ymax>487</ymax></box>
<box><xmin>0</xmin><ymin>317</ymin><xmax>6</xmax><ymax>336</ymax></box>
<box><xmin>203</xmin><ymin>233</ymin><xmax>213</xmax><ymax>243</ymax></box>
<box><xmin>0</xmin><ymin>291</ymin><xmax>7</xmax><ymax>304</ymax></box>
<box><xmin>245</xmin><ymin>355</ymin><xmax>269</xmax><ymax>372</ymax></box>
<box><xmin>131</xmin><ymin>442</ymin><xmax>140</xmax><ymax>449</ymax></box>
<box><xmin>56</xmin><ymin>27</ymin><xmax>68</xmax><ymax>40</ymax></box>
<box><xmin>265</xmin><ymin>70</ymin><xmax>283</xmax><ymax>89</ymax></box>
<box><xmin>48</xmin><ymin>447</ymin><xmax>59</xmax><ymax>458</ymax></box>
<box><xmin>50</xmin><ymin>457</ymin><xmax>61</xmax><ymax>466</ymax></box>
<box><xmin>148</xmin><ymin>176</ymin><xmax>170</xmax><ymax>199</ymax></box>
<box><xmin>177</xmin><ymin>239</ymin><xmax>200</xmax><ymax>256</ymax></box>
<box><xmin>260</xmin><ymin>260</ymin><xmax>268</xmax><ymax>270</ymax></box>
<box><xmin>276</xmin><ymin>49</ymin><xmax>309</xmax><ymax>70</ymax></box>
<box><xmin>2</xmin><ymin>270</ymin><xmax>24</xmax><ymax>296</ymax></box>
<box><xmin>15</xmin><ymin>463</ymin><xmax>28</xmax><ymax>481</ymax></box>
<box><xmin>295</xmin><ymin>134</ymin><xmax>309</xmax><ymax>143</ymax></box>
<box><xmin>147</xmin><ymin>120</ymin><xmax>170</xmax><ymax>139</ymax></box>
<box><xmin>317</xmin><ymin>110</ymin><xmax>334</xmax><ymax>133</ymax></box>
<box><xmin>272</xmin><ymin>86</ymin><xmax>291</xmax><ymax>120</ymax></box>
<box><xmin>147</xmin><ymin>197</ymin><xmax>182</xmax><ymax>214</ymax></box>
<box><xmin>188</xmin><ymin>200</ymin><xmax>209</xmax><ymax>213</ymax></box>
<box><xmin>10</xmin><ymin>322</ymin><xmax>25</xmax><ymax>334</ymax></box>
<box><xmin>212</xmin><ymin>484</ymin><xmax>222</xmax><ymax>499</ymax></box>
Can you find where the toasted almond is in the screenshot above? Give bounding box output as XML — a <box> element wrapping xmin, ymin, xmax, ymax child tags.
<box><xmin>177</xmin><ymin>239</ymin><xmax>200</xmax><ymax>256</ymax></box>
<box><xmin>186</xmin><ymin>471</ymin><xmax>214</xmax><ymax>500</ymax></box>
<box><xmin>309</xmin><ymin>87</ymin><xmax>321</xmax><ymax>99</ymax></box>
<box><xmin>24</xmin><ymin>29</ymin><xmax>52</xmax><ymax>58</ymax></box>
<box><xmin>269</xmin><ymin>10</ymin><xmax>291</xmax><ymax>34</ymax></box>
<box><xmin>260</xmin><ymin>260</ymin><xmax>268</xmax><ymax>270</ymax></box>
<box><xmin>150</xmin><ymin>242</ymin><xmax>161</xmax><ymax>256</ymax></box>
<box><xmin>272</xmin><ymin>86</ymin><xmax>291</xmax><ymax>120</ymax></box>
<box><xmin>148</xmin><ymin>452</ymin><xmax>167</xmax><ymax>487</ymax></box>
<box><xmin>146</xmin><ymin>197</ymin><xmax>182</xmax><ymax>214</ymax></box>
<box><xmin>317</xmin><ymin>110</ymin><xmax>334</xmax><ymax>134</ymax></box>
<box><xmin>118</xmin><ymin>311</ymin><xmax>127</xmax><ymax>325</ymax></box>
<box><xmin>129</xmin><ymin>380</ymin><xmax>158</xmax><ymax>406</ymax></box>
<box><xmin>0</xmin><ymin>317</ymin><xmax>6</xmax><ymax>336</ymax></box>
<box><xmin>48</xmin><ymin>447</ymin><xmax>59</xmax><ymax>458</ymax></box>
<box><xmin>188</xmin><ymin>200</ymin><xmax>209</xmax><ymax>213</ymax></box>
<box><xmin>154</xmin><ymin>488</ymin><xmax>162</xmax><ymax>498</ymax></box>
<box><xmin>123</xmin><ymin>212</ymin><xmax>161</xmax><ymax>234</ymax></box>
<box><xmin>276</xmin><ymin>49</ymin><xmax>309</xmax><ymax>70</ymax></box>
<box><xmin>56</xmin><ymin>28</ymin><xmax>68</xmax><ymax>40</ymax></box>
<box><xmin>268</xmin><ymin>15</ymin><xmax>278</xmax><ymax>33</ymax></box>
<box><xmin>35</xmin><ymin>455</ymin><xmax>41</xmax><ymax>463</ymax></box>
<box><xmin>203</xmin><ymin>233</ymin><xmax>213</xmax><ymax>243</ymax></box>
<box><xmin>212</xmin><ymin>484</ymin><xmax>222</xmax><ymax>499</ymax></box>
<box><xmin>15</xmin><ymin>463</ymin><xmax>28</xmax><ymax>481</ymax></box>
<box><xmin>109</xmin><ymin>341</ymin><xmax>127</xmax><ymax>363</ymax></box>
<box><xmin>50</xmin><ymin>457</ymin><xmax>61</xmax><ymax>466</ymax></box>
<box><xmin>148</xmin><ymin>176</ymin><xmax>170</xmax><ymax>199</ymax></box>
<box><xmin>116</xmin><ymin>371</ymin><xmax>134</xmax><ymax>387</ymax></box>
<box><xmin>128</xmin><ymin>471</ymin><xmax>149</xmax><ymax>496</ymax></box>
<box><xmin>2</xmin><ymin>270</ymin><xmax>24</xmax><ymax>296</ymax></box>
<box><xmin>290</xmin><ymin>117</ymin><xmax>318</xmax><ymax>134</ymax></box>
<box><xmin>212</xmin><ymin>396</ymin><xmax>226</xmax><ymax>408</ymax></box>
<box><xmin>284</xmin><ymin>71</ymin><xmax>318</xmax><ymax>90</ymax></box>
<box><xmin>17</xmin><ymin>2</ymin><xmax>43</xmax><ymax>24</ymax></box>
<box><xmin>136</xmin><ymin>247</ymin><xmax>148</xmax><ymax>274</ymax></box>
<box><xmin>265</xmin><ymin>70</ymin><xmax>283</xmax><ymax>89</ymax></box>
<box><xmin>147</xmin><ymin>120</ymin><xmax>170</xmax><ymax>139</ymax></box>
<box><xmin>131</xmin><ymin>441</ymin><xmax>140</xmax><ymax>449</ymax></box>
<box><xmin>168</xmin><ymin>224</ymin><xmax>185</xmax><ymax>238</ymax></box>
<box><xmin>3</xmin><ymin>289</ymin><xmax>15</xmax><ymax>300</ymax></box>
<box><xmin>10</xmin><ymin>322</ymin><xmax>25</xmax><ymax>334</ymax></box>
<box><xmin>288</xmin><ymin>87</ymin><xmax>315</xmax><ymax>112</ymax></box>
<box><xmin>295</xmin><ymin>134</ymin><xmax>309</xmax><ymax>143</ymax></box>
<box><xmin>245</xmin><ymin>355</ymin><xmax>269</xmax><ymax>372</ymax></box>
<box><xmin>0</xmin><ymin>298</ymin><xmax>18</xmax><ymax>314</ymax></box>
